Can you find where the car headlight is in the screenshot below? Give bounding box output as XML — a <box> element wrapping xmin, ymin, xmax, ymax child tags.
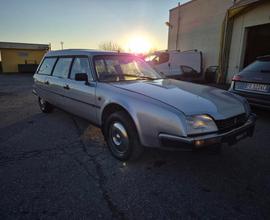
<box><xmin>186</xmin><ymin>115</ymin><xmax>218</xmax><ymax>135</ymax></box>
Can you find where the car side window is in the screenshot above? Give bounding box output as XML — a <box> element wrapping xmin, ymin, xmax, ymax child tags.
<box><xmin>70</xmin><ymin>57</ymin><xmax>93</xmax><ymax>80</ymax></box>
<box><xmin>95</xmin><ymin>59</ymin><xmax>107</xmax><ymax>77</ymax></box>
<box><xmin>158</xmin><ymin>53</ymin><xmax>169</xmax><ymax>64</ymax></box>
<box><xmin>52</xmin><ymin>58</ymin><xmax>73</xmax><ymax>78</ymax></box>
<box><xmin>38</xmin><ymin>58</ymin><xmax>57</xmax><ymax>75</ymax></box>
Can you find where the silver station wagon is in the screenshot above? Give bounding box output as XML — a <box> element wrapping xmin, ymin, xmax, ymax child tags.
<box><xmin>33</xmin><ymin>49</ymin><xmax>256</xmax><ymax>161</ymax></box>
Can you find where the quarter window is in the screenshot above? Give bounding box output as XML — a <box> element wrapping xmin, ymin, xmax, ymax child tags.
<box><xmin>38</xmin><ymin>58</ymin><xmax>57</xmax><ymax>75</ymax></box>
<box><xmin>70</xmin><ymin>57</ymin><xmax>93</xmax><ymax>80</ymax></box>
<box><xmin>52</xmin><ymin>58</ymin><xmax>73</xmax><ymax>78</ymax></box>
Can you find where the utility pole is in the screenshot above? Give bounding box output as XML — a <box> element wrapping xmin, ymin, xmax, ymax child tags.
<box><xmin>60</xmin><ymin>41</ymin><xmax>64</xmax><ymax>50</ymax></box>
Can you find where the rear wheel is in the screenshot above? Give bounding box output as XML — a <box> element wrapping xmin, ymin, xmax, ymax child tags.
<box><xmin>104</xmin><ymin>111</ymin><xmax>143</xmax><ymax>161</ymax></box>
<box><xmin>38</xmin><ymin>97</ymin><xmax>54</xmax><ymax>113</ymax></box>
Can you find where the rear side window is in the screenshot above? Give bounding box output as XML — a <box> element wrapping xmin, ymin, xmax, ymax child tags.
<box><xmin>38</xmin><ymin>58</ymin><xmax>57</xmax><ymax>75</ymax></box>
<box><xmin>244</xmin><ymin>60</ymin><xmax>270</xmax><ymax>73</ymax></box>
<box><xmin>70</xmin><ymin>57</ymin><xmax>93</xmax><ymax>80</ymax></box>
<box><xmin>52</xmin><ymin>58</ymin><xmax>73</xmax><ymax>78</ymax></box>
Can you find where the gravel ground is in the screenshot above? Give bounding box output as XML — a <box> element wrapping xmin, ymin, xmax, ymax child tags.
<box><xmin>0</xmin><ymin>74</ymin><xmax>270</xmax><ymax>219</ymax></box>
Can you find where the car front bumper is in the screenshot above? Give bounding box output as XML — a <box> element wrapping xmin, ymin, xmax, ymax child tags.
<box><xmin>159</xmin><ymin>113</ymin><xmax>256</xmax><ymax>150</ymax></box>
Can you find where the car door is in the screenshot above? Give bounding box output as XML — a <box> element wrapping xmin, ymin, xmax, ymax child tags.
<box><xmin>49</xmin><ymin>57</ymin><xmax>73</xmax><ymax>109</ymax></box>
<box><xmin>63</xmin><ymin>56</ymin><xmax>98</xmax><ymax>124</ymax></box>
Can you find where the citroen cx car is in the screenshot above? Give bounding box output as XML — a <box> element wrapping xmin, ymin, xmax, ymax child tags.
<box><xmin>33</xmin><ymin>49</ymin><xmax>256</xmax><ymax>161</ymax></box>
<box><xmin>229</xmin><ymin>55</ymin><xmax>270</xmax><ymax>108</ymax></box>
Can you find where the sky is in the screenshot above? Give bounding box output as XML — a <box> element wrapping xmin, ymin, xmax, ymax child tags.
<box><xmin>0</xmin><ymin>0</ymin><xmax>190</xmax><ymax>51</ymax></box>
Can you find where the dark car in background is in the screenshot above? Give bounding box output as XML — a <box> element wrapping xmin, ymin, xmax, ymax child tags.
<box><xmin>229</xmin><ymin>55</ymin><xmax>270</xmax><ymax>108</ymax></box>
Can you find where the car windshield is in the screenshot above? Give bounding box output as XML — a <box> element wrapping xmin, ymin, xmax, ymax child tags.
<box><xmin>94</xmin><ymin>55</ymin><xmax>163</xmax><ymax>82</ymax></box>
<box><xmin>243</xmin><ymin>60</ymin><xmax>270</xmax><ymax>73</ymax></box>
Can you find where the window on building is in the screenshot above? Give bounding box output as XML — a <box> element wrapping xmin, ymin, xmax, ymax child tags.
<box><xmin>38</xmin><ymin>58</ymin><xmax>57</xmax><ymax>75</ymax></box>
<box><xmin>70</xmin><ymin>57</ymin><xmax>93</xmax><ymax>80</ymax></box>
<box><xmin>52</xmin><ymin>58</ymin><xmax>72</xmax><ymax>78</ymax></box>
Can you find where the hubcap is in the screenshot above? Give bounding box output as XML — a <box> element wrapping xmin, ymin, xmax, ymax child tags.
<box><xmin>109</xmin><ymin>122</ymin><xmax>129</xmax><ymax>153</ymax></box>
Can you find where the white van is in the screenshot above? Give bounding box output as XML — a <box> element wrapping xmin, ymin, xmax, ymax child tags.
<box><xmin>145</xmin><ymin>50</ymin><xmax>204</xmax><ymax>82</ymax></box>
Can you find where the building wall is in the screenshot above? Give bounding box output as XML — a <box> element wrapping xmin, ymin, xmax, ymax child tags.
<box><xmin>168</xmin><ymin>0</ymin><xmax>233</xmax><ymax>70</ymax></box>
<box><xmin>227</xmin><ymin>2</ymin><xmax>270</xmax><ymax>82</ymax></box>
<box><xmin>1</xmin><ymin>49</ymin><xmax>46</xmax><ymax>73</ymax></box>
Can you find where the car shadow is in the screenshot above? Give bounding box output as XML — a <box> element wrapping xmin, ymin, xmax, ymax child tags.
<box><xmin>251</xmin><ymin>106</ymin><xmax>270</xmax><ymax>120</ymax></box>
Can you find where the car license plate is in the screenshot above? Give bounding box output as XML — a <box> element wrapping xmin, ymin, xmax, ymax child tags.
<box><xmin>245</xmin><ymin>83</ymin><xmax>269</xmax><ymax>92</ymax></box>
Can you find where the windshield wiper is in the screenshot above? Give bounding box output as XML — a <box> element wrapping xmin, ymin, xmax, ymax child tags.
<box><xmin>115</xmin><ymin>74</ymin><xmax>156</xmax><ymax>80</ymax></box>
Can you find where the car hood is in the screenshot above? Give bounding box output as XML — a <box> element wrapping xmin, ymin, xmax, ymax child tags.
<box><xmin>111</xmin><ymin>79</ymin><xmax>246</xmax><ymax>119</ymax></box>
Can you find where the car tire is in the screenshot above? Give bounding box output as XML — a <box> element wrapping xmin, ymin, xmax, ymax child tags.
<box><xmin>38</xmin><ymin>97</ymin><xmax>54</xmax><ymax>113</ymax></box>
<box><xmin>104</xmin><ymin>111</ymin><xmax>144</xmax><ymax>161</ymax></box>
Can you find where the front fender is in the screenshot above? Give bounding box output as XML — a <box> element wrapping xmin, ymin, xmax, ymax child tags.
<box><xmin>97</xmin><ymin>84</ymin><xmax>187</xmax><ymax>148</ymax></box>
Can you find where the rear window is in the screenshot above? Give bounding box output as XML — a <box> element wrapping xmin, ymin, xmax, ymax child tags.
<box><xmin>38</xmin><ymin>58</ymin><xmax>57</xmax><ymax>75</ymax></box>
<box><xmin>243</xmin><ymin>60</ymin><xmax>270</xmax><ymax>73</ymax></box>
<box><xmin>52</xmin><ymin>58</ymin><xmax>73</xmax><ymax>78</ymax></box>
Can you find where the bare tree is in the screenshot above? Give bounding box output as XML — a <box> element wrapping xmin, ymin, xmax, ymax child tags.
<box><xmin>99</xmin><ymin>41</ymin><xmax>122</xmax><ymax>52</ymax></box>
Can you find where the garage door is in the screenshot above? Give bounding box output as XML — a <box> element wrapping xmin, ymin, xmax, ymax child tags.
<box><xmin>244</xmin><ymin>23</ymin><xmax>270</xmax><ymax>67</ymax></box>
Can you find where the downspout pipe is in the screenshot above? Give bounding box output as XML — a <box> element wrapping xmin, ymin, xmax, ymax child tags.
<box><xmin>175</xmin><ymin>2</ymin><xmax>181</xmax><ymax>50</ymax></box>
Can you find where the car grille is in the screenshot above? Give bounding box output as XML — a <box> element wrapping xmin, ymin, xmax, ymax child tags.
<box><xmin>215</xmin><ymin>114</ymin><xmax>247</xmax><ymax>133</ymax></box>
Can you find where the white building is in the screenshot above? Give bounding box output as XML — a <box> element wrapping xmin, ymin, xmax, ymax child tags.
<box><xmin>167</xmin><ymin>0</ymin><xmax>270</xmax><ymax>83</ymax></box>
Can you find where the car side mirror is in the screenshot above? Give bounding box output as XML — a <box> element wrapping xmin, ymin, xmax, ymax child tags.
<box><xmin>75</xmin><ymin>73</ymin><xmax>88</xmax><ymax>82</ymax></box>
<box><xmin>180</xmin><ymin>65</ymin><xmax>198</xmax><ymax>77</ymax></box>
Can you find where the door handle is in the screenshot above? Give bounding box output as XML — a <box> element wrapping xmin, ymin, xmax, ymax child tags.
<box><xmin>63</xmin><ymin>85</ymin><xmax>70</xmax><ymax>90</ymax></box>
<box><xmin>44</xmin><ymin>81</ymin><xmax>50</xmax><ymax>85</ymax></box>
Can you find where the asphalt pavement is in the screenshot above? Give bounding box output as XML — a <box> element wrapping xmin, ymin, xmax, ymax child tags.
<box><xmin>0</xmin><ymin>74</ymin><xmax>270</xmax><ymax>219</ymax></box>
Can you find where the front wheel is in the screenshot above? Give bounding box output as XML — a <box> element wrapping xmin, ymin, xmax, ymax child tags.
<box><xmin>104</xmin><ymin>111</ymin><xmax>143</xmax><ymax>161</ymax></box>
<box><xmin>38</xmin><ymin>97</ymin><xmax>54</xmax><ymax>113</ymax></box>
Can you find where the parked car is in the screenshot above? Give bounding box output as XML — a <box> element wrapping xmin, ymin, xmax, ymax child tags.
<box><xmin>33</xmin><ymin>49</ymin><xmax>256</xmax><ymax>161</ymax></box>
<box><xmin>229</xmin><ymin>55</ymin><xmax>270</xmax><ymax>108</ymax></box>
<box><xmin>145</xmin><ymin>50</ymin><xmax>204</xmax><ymax>82</ymax></box>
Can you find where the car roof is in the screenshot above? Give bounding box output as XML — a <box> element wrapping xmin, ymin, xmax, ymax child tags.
<box><xmin>45</xmin><ymin>49</ymin><xmax>131</xmax><ymax>57</ymax></box>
